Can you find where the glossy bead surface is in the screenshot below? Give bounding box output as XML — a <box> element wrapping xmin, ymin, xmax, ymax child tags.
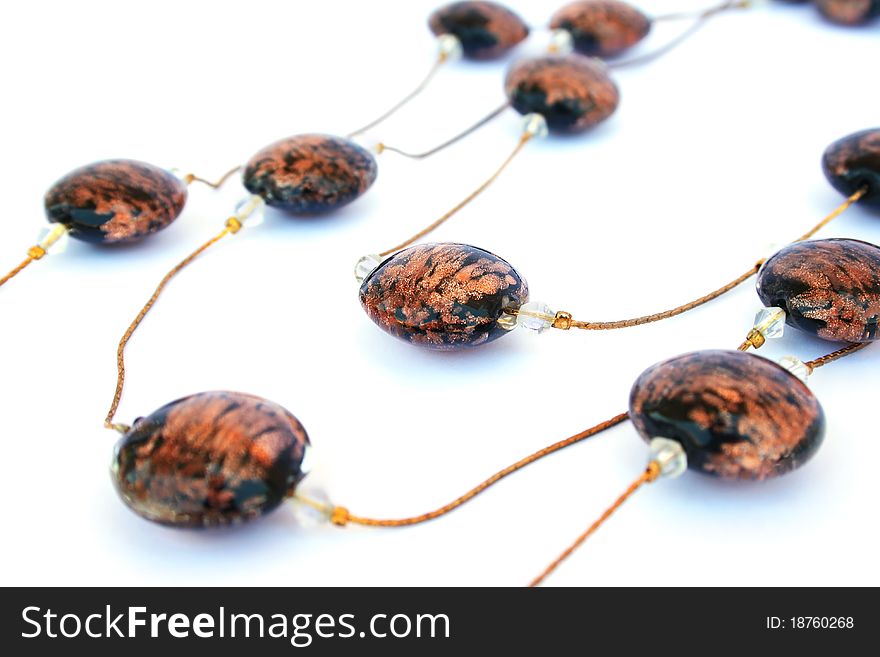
<box><xmin>756</xmin><ymin>238</ymin><xmax>880</xmax><ymax>343</ymax></box>
<box><xmin>43</xmin><ymin>160</ymin><xmax>187</xmax><ymax>244</ymax></box>
<box><xmin>816</xmin><ymin>0</ymin><xmax>880</xmax><ymax>24</ymax></box>
<box><xmin>428</xmin><ymin>1</ymin><xmax>529</xmax><ymax>60</ymax></box>
<box><xmin>359</xmin><ymin>242</ymin><xmax>528</xmax><ymax>349</ymax></box>
<box><xmin>242</xmin><ymin>134</ymin><xmax>378</xmax><ymax>214</ymax></box>
<box><xmin>112</xmin><ymin>391</ymin><xmax>309</xmax><ymax>527</ymax></box>
<box><xmin>504</xmin><ymin>55</ymin><xmax>620</xmax><ymax>133</ymax></box>
<box><xmin>630</xmin><ymin>350</ymin><xmax>825</xmax><ymax>481</ymax></box>
<box><xmin>549</xmin><ymin>1</ymin><xmax>652</xmax><ymax>57</ymax></box>
<box><xmin>822</xmin><ymin>128</ymin><xmax>880</xmax><ymax>205</ymax></box>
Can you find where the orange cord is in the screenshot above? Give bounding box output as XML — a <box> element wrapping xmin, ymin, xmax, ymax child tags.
<box><xmin>377</xmin><ymin>133</ymin><xmax>532</xmax><ymax>257</ymax></box>
<box><xmin>103</xmin><ymin>220</ymin><xmax>239</xmax><ymax>431</ymax></box>
<box><xmin>299</xmin><ymin>412</ymin><xmax>629</xmax><ymax>528</ymax></box>
<box><xmin>188</xmin><ymin>165</ymin><xmax>242</xmax><ymax>190</ymax></box>
<box><xmin>0</xmin><ymin>254</ymin><xmax>38</xmax><ymax>288</ymax></box>
<box><xmin>528</xmin><ymin>462</ymin><xmax>661</xmax><ymax>587</ymax></box>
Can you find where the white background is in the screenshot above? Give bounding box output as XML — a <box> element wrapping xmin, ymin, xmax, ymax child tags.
<box><xmin>1</xmin><ymin>0</ymin><xmax>878</xmax><ymax>587</ymax></box>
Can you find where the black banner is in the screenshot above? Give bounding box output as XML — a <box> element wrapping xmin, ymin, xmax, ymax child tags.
<box><xmin>0</xmin><ymin>587</ymin><xmax>872</xmax><ymax>654</ymax></box>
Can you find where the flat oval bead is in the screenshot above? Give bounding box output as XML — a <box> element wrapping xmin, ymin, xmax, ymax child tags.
<box><xmin>550</xmin><ymin>1</ymin><xmax>652</xmax><ymax>58</ymax></box>
<box><xmin>242</xmin><ymin>134</ymin><xmax>378</xmax><ymax>214</ymax></box>
<box><xmin>756</xmin><ymin>238</ymin><xmax>880</xmax><ymax>343</ymax></box>
<box><xmin>630</xmin><ymin>350</ymin><xmax>825</xmax><ymax>481</ymax></box>
<box><xmin>112</xmin><ymin>391</ymin><xmax>309</xmax><ymax>527</ymax></box>
<box><xmin>428</xmin><ymin>1</ymin><xmax>529</xmax><ymax>60</ymax></box>
<box><xmin>816</xmin><ymin>0</ymin><xmax>880</xmax><ymax>25</ymax></box>
<box><xmin>822</xmin><ymin>128</ymin><xmax>880</xmax><ymax>205</ymax></box>
<box><xmin>43</xmin><ymin>160</ymin><xmax>187</xmax><ymax>244</ymax></box>
<box><xmin>504</xmin><ymin>55</ymin><xmax>620</xmax><ymax>133</ymax></box>
<box><xmin>359</xmin><ymin>242</ymin><xmax>528</xmax><ymax>349</ymax></box>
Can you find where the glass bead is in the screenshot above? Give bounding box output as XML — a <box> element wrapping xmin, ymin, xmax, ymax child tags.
<box><xmin>550</xmin><ymin>0</ymin><xmax>652</xmax><ymax>58</ymax></box>
<box><xmin>436</xmin><ymin>33</ymin><xmax>463</xmax><ymax>62</ymax></box>
<box><xmin>243</xmin><ymin>135</ymin><xmax>377</xmax><ymax>215</ymax></box>
<box><xmin>521</xmin><ymin>113</ymin><xmax>549</xmax><ymax>139</ymax></box>
<box><xmin>359</xmin><ymin>242</ymin><xmax>528</xmax><ymax>350</ymax></box>
<box><xmin>822</xmin><ymin>128</ymin><xmax>880</xmax><ymax>205</ymax></box>
<box><xmin>648</xmin><ymin>438</ymin><xmax>688</xmax><ymax>479</ymax></box>
<box><xmin>111</xmin><ymin>392</ymin><xmax>309</xmax><ymax>527</ymax></box>
<box><xmin>44</xmin><ymin>160</ymin><xmax>188</xmax><ymax>244</ymax></box>
<box><xmin>547</xmin><ymin>28</ymin><xmax>574</xmax><ymax>55</ymax></box>
<box><xmin>428</xmin><ymin>2</ymin><xmax>529</xmax><ymax>60</ymax></box>
<box><xmin>36</xmin><ymin>223</ymin><xmax>69</xmax><ymax>255</ymax></box>
<box><xmin>354</xmin><ymin>254</ymin><xmax>382</xmax><ymax>283</ymax></box>
<box><xmin>753</xmin><ymin>306</ymin><xmax>786</xmax><ymax>340</ymax></box>
<box><xmin>497</xmin><ymin>307</ymin><xmax>518</xmax><ymax>331</ymax></box>
<box><xmin>234</xmin><ymin>194</ymin><xmax>265</xmax><ymax>228</ymax></box>
<box><xmin>516</xmin><ymin>301</ymin><xmax>555</xmax><ymax>333</ymax></box>
<box><xmin>631</xmin><ymin>350</ymin><xmax>825</xmax><ymax>480</ymax></box>
<box><xmin>777</xmin><ymin>356</ymin><xmax>812</xmax><ymax>385</ymax></box>
<box><xmin>756</xmin><ymin>239</ymin><xmax>880</xmax><ymax>343</ymax></box>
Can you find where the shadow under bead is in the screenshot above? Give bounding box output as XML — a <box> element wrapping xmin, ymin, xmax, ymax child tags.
<box><xmin>630</xmin><ymin>350</ymin><xmax>825</xmax><ymax>481</ymax></box>
<box><xmin>822</xmin><ymin>128</ymin><xmax>880</xmax><ymax>205</ymax></box>
<box><xmin>757</xmin><ymin>238</ymin><xmax>880</xmax><ymax>343</ymax></box>
<box><xmin>428</xmin><ymin>1</ymin><xmax>529</xmax><ymax>60</ymax></box>
<box><xmin>815</xmin><ymin>0</ymin><xmax>880</xmax><ymax>25</ymax></box>
<box><xmin>112</xmin><ymin>391</ymin><xmax>309</xmax><ymax>528</ymax></box>
<box><xmin>43</xmin><ymin>160</ymin><xmax>187</xmax><ymax>244</ymax></box>
<box><xmin>242</xmin><ymin>134</ymin><xmax>378</xmax><ymax>214</ymax></box>
<box><xmin>504</xmin><ymin>55</ymin><xmax>619</xmax><ymax>133</ymax></box>
<box><xmin>359</xmin><ymin>242</ymin><xmax>528</xmax><ymax>349</ymax></box>
<box><xmin>550</xmin><ymin>0</ymin><xmax>651</xmax><ymax>58</ymax></box>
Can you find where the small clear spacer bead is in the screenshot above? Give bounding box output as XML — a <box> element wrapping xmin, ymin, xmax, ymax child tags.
<box><xmin>547</xmin><ymin>28</ymin><xmax>574</xmax><ymax>55</ymax></box>
<box><xmin>777</xmin><ymin>356</ymin><xmax>811</xmax><ymax>385</ymax></box>
<box><xmin>521</xmin><ymin>113</ymin><xmax>549</xmax><ymax>139</ymax></box>
<box><xmin>436</xmin><ymin>34</ymin><xmax>463</xmax><ymax>62</ymax></box>
<box><xmin>752</xmin><ymin>306</ymin><xmax>786</xmax><ymax>340</ymax></box>
<box><xmin>233</xmin><ymin>195</ymin><xmax>266</xmax><ymax>228</ymax></box>
<box><xmin>354</xmin><ymin>254</ymin><xmax>382</xmax><ymax>284</ymax></box>
<box><xmin>648</xmin><ymin>438</ymin><xmax>688</xmax><ymax>479</ymax></box>
<box><xmin>35</xmin><ymin>223</ymin><xmax>69</xmax><ymax>255</ymax></box>
<box><xmin>516</xmin><ymin>301</ymin><xmax>555</xmax><ymax>333</ymax></box>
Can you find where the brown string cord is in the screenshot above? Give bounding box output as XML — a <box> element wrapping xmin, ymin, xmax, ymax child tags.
<box><xmin>347</xmin><ymin>55</ymin><xmax>448</xmax><ymax>139</ymax></box>
<box><xmin>377</xmin><ymin>132</ymin><xmax>532</xmax><ymax>257</ymax></box>
<box><xmin>379</xmin><ymin>101</ymin><xmax>512</xmax><ymax>160</ymax></box>
<box><xmin>103</xmin><ymin>219</ymin><xmax>241</xmax><ymax>431</ymax></box>
<box><xmin>652</xmin><ymin>0</ymin><xmax>751</xmax><ymax>22</ymax></box>
<box><xmin>295</xmin><ymin>412</ymin><xmax>629</xmax><ymax>528</ymax></box>
<box><xmin>609</xmin><ymin>1</ymin><xmax>751</xmax><ymax>70</ymax></box>
<box><xmin>529</xmin><ymin>337</ymin><xmax>869</xmax><ymax>586</ymax></box>
<box><xmin>528</xmin><ymin>462</ymin><xmax>660</xmax><ymax>587</ymax></box>
<box><xmin>0</xmin><ymin>254</ymin><xmax>38</xmax><ymax>288</ymax></box>
<box><xmin>187</xmin><ymin>166</ymin><xmax>242</xmax><ymax>190</ymax></box>
<box><xmin>805</xmin><ymin>342</ymin><xmax>869</xmax><ymax>372</ymax></box>
<box><xmin>510</xmin><ymin>187</ymin><xmax>869</xmax><ymax>335</ymax></box>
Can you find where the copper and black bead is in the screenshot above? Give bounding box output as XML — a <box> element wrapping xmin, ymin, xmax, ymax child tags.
<box><xmin>550</xmin><ymin>1</ymin><xmax>652</xmax><ymax>57</ymax></box>
<box><xmin>428</xmin><ymin>1</ymin><xmax>529</xmax><ymax>59</ymax></box>
<box><xmin>504</xmin><ymin>55</ymin><xmax>620</xmax><ymax>133</ymax></box>
<box><xmin>112</xmin><ymin>391</ymin><xmax>309</xmax><ymax>528</ymax></box>
<box><xmin>630</xmin><ymin>350</ymin><xmax>825</xmax><ymax>481</ymax></box>
<box><xmin>359</xmin><ymin>242</ymin><xmax>528</xmax><ymax>350</ymax></box>
<box><xmin>815</xmin><ymin>0</ymin><xmax>880</xmax><ymax>25</ymax></box>
<box><xmin>243</xmin><ymin>134</ymin><xmax>378</xmax><ymax>215</ymax></box>
<box><xmin>43</xmin><ymin>159</ymin><xmax>187</xmax><ymax>244</ymax></box>
<box><xmin>822</xmin><ymin>128</ymin><xmax>880</xmax><ymax>206</ymax></box>
<box><xmin>756</xmin><ymin>238</ymin><xmax>880</xmax><ymax>343</ymax></box>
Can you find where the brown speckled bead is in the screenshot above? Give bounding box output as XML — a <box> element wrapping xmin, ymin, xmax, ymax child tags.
<box><xmin>428</xmin><ymin>1</ymin><xmax>529</xmax><ymax>59</ymax></box>
<box><xmin>550</xmin><ymin>1</ymin><xmax>652</xmax><ymax>58</ymax></box>
<box><xmin>756</xmin><ymin>238</ymin><xmax>880</xmax><ymax>343</ymax></box>
<box><xmin>816</xmin><ymin>0</ymin><xmax>880</xmax><ymax>24</ymax></box>
<box><xmin>43</xmin><ymin>160</ymin><xmax>187</xmax><ymax>244</ymax></box>
<box><xmin>112</xmin><ymin>391</ymin><xmax>309</xmax><ymax>528</ymax></box>
<box><xmin>242</xmin><ymin>134</ymin><xmax>378</xmax><ymax>215</ymax></box>
<box><xmin>822</xmin><ymin>128</ymin><xmax>880</xmax><ymax>206</ymax></box>
<box><xmin>504</xmin><ymin>55</ymin><xmax>620</xmax><ymax>133</ymax></box>
<box><xmin>630</xmin><ymin>350</ymin><xmax>825</xmax><ymax>481</ymax></box>
<box><xmin>359</xmin><ymin>242</ymin><xmax>528</xmax><ymax>350</ymax></box>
